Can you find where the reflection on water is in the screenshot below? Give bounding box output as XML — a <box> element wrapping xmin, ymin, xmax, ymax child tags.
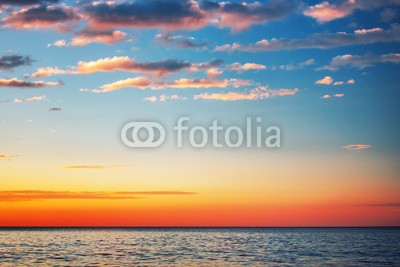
<box><xmin>0</xmin><ymin>228</ymin><xmax>399</xmax><ymax>266</ymax></box>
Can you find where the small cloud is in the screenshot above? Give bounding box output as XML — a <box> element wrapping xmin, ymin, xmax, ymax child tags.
<box><xmin>194</xmin><ymin>87</ymin><xmax>298</xmax><ymax>101</ymax></box>
<box><xmin>11</xmin><ymin>95</ymin><xmax>47</xmax><ymax>103</ymax></box>
<box><xmin>342</xmin><ymin>144</ymin><xmax>371</xmax><ymax>151</ymax></box>
<box><xmin>47</xmin><ymin>39</ymin><xmax>68</xmax><ymax>47</ymax></box>
<box><xmin>322</xmin><ymin>94</ymin><xmax>344</xmax><ymax>99</ymax></box>
<box><xmin>333</xmin><ymin>81</ymin><xmax>344</xmax><ymax>86</ymax></box>
<box><xmin>347</xmin><ymin>79</ymin><xmax>355</xmax><ymax>84</ymax></box>
<box><xmin>0</xmin><ymin>154</ymin><xmax>14</xmax><ymax>159</ymax></box>
<box><xmin>156</xmin><ymin>33</ymin><xmax>207</xmax><ymax>49</ymax></box>
<box><xmin>226</xmin><ymin>62</ymin><xmax>266</xmax><ymax>72</ymax></box>
<box><xmin>49</xmin><ymin>128</ymin><xmax>59</xmax><ymax>133</ymax></box>
<box><xmin>0</xmin><ymin>54</ymin><xmax>33</xmax><ymax>70</ymax></box>
<box><xmin>49</xmin><ymin>107</ymin><xmax>61</xmax><ymax>111</ymax></box>
<box><xmin>271</xmin><ymin>58</ymin><xmax>315</xmax><ymax>71</ymax></box>
<box><xmin>316</xmin><ymin>76</ymin><xmax>333</xmax><ymax>85</ymax></box>
<box><xmin>70</xmin><ymin>30</ymin><xmax>126</xmax><ymax>46</ymax></box>
<box><xmin>144</xmin><ymin>94</ymin><xmax>187</xmax><ymax>102</ymax></box>
<box><xmin>0</xmin><ymin>78</ymin><xmax>62</xmax><ymax>88</ymax></box>
<box><xmin>60</xmin><ymin>164</ymin><xmax>127</xmax><ymax>169</ymax></box>
<box><xmin>0</xmin><ymin>190</ymin><xmax>196</xmax><ymax>202</ymax></box>
<box><xmin>322</xmin><ymin>94</ymin><xmax>331</xmax><ymax>99</ymax></box>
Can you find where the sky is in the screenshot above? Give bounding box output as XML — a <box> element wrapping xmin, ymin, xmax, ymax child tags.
<box><xmin>0</xmin><ymin>0</ymin><xmax>399</xmax><ymax>226</ymax></box>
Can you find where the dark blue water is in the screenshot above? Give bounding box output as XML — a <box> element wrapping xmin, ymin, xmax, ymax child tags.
<box><xmin>0</xmin><ymin>228</ymin><xmax>399</xmax><ymax>266</ymax></box>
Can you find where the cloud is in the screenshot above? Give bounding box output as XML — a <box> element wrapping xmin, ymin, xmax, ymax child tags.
<box><xmin>226</xmin><ymin>62</ymin><xmax>266</xmax><ymax>72</ymax></box>
<box><xmin>156</xmin><ymin>33</ymin><xmax>207</xmax><ymax>49</ymax></box>
<box><xmin>32</xmin><ymin>56</ymin><xmax>224</xmax><ymax>77</ymax></box>
<box><xmin>322</xmin><ymin>93</ymin><xmax>344</xmax><ymax>99</ymax></box>
<box><xmin>206</xmin><ymin>68</ymin><xmax>223</xmax><ymax>79</ymax></box>
<box><xmin>91</xmin><ymin>77</ymin><xmax>251</xmax><ymax>93</ymax></box>
<box><xmin>347</xmin><ymin>79</ymin><xmax>355</xmax><ymax>84</ymax></box>
<box><xmin>271</xmin><ymin>58</ymin><xmax>315</xmax><ymax>71</ymax></box>
<box><xmin>144</xmin><ymin>96</ymin><xmax>157</xmax><ymax>102</ymax></box>
<box><xmin>304</xmin><ymin>1</ymin><xmax>353</xmax><ymax>23</ymax></box>
<box><xmin>2</xmin><ymin>5</ymin><xmax>81</xmax><ymax>31</ymax></box>
<box><xmin>317</xmin><ymin>53</ymin><xmax>400</xmax><ymax>71</ymax></box>
<box><xmin>342</xmin><ymin>144</ymin><xmax>371</xmax><ymax>151</ymax></box>
<box><xmin>11</xmin><ymin>95</ymin><xmax>47</xmax><ymax>103</ymax></box>
<box><xmin>61</xmin><ymin>164</ymin><xmax>127</xmax><ymax>169</ymax></box>
<box><xmin>0</xmin><ymin>190</ymin><xmax>196</xmax><ymax>201</ymax></box>
<box><xmin>156</xmin><ymin>78</ymin><xmax>251</xmax><ymax>89</ymax></box>
<box><xmin>380</xmin><ymin>8</ymin><xmax>398</xmax><ymax>22</ymax></box>
<box><xmin>84</xmin><ymin>0</ymin><xmax>207</xmax><ymax>31</ymax></box>
<box><xmin>0</xmin><ymin>0</ymin><xmax>59</xmax><ymax>6</ymax></box>
<box><xmin>47</xmin><ymin>30</ymin><xmax>127</xmax><ymax>47</ymax></box>
<box><xmin>201</xmin><ymin>0</ymin><xmax>300</xmax><ymax>32</ymax></box>
<box><xmin>194</xmin><ymin>86</ymin><xmax>298</xmax><ymax>101</ymax></box>
<box><xmin>47</xmin><ymin>39</ymin><xmax>68</xmax><ymax>47</ymax></box>
<box><xmin>31</xmin><ymin>67</ymin><xmax>69</xmax><ymax>77</ymax></box>
<box><xmin>333</xmin><ymin>81</ymin><xmax>343</xmax><ymax>86</ymax></box>
<box><xmin>304</xmin><ymin>0</ymin><xmax>400</xmax><ymax>23</ymax></box>
<box><xmin>91</xmin><ymin>76</ymin><xmax>151</xmax><ymax>93</ymax></box>
<box><xmin>0</xmin><ymin>54</ymin><xmax>33</xmax><ymax>70</ymax></box>
<box><xmin>214</xmin><ymin>27</ymin><xmax>400</xmax><ymax>52</ymax></box>
<box><xmin>0</xmin><ymin>154</ymin><xmax>13</xmax><ymax>159</ymax></box>
<box><xmin>49</xmin><ymin>107</ymin><xmax>61</xmax><ymax>111</ymax></box>
<box><xmin>321</xmin><ymin>94</ymin><xmax>330</xmax><ymax>99</ymax></box>
<box><xmin>362</xmin><ymin>202</ymin><xmax>400</xmax><ymax>207</ymax></box>
<box><xmin>0</xmin><ymin>78</ymin><xmax>62</xmax><ymax>88</ymax></box>
<box><xmin>144</xmin><ymin>94</ymin><xmax>187</xmax><ymax>102</ymax></box>
<box><xmin>71</xmin><ymin>30</ymin><xmax>127</xmax><ymax>46</ymax></box>
<box><xmin>315</xmin><ymin>76</ymin><xmax>333</xmax><ymax>85</ymax></box>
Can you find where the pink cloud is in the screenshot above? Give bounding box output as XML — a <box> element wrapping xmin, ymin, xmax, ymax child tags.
<box><xmin>342</xmin><ymin>144</ymin><xmax>371</xmax><ymax>151</ymax></box>
<box><xmin>316</xmin><ymin>76</ymin><xmax>333</xmax><ymax>85</ymax></box>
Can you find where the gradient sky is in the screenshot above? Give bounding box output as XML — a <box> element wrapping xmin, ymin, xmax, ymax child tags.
<box><xmin>0</xmin><ymin>0</ymin><xmax>399</xmax><ymax>226</ymax></box>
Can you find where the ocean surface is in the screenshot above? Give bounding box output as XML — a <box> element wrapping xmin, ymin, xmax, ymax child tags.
<box><xmin>0</xmin><ymin>228</ymin><xmax>399</xmax><ymax>266</ymax></box>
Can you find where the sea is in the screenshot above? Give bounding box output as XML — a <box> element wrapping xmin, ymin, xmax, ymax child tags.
<box><xmin>0</xmin><ymin>227</ymin><xmax>399</xmax><ymax>266</ymax></box>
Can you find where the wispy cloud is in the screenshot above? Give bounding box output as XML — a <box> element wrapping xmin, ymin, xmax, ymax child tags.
<box><xmin>32</xmin><ymin>57</ymin><xmax>224</xmax><ymax>77</ymax></box>
<box><xmin>226</xmin><ymin>62</ymin><xmax>266</xmax><ymax>72</ymax></box>
<box><xmin>0</xmin><ymin>154</ymin><xmax>14</xmax><ymax>159</ymax></box>
<box><xmin>144</xmin><ymin>94</ymin><xmax>187</xmax><ymax>102</ymax></box>
<box><xmin>0</xmin><ymin>78</ymin><xmax>62</xmax><ymax>88</ymax></box>
<box><xmin>342</xmin><ymin>144</ymin><xmax>371</xmax><ymax>151</ymax></box>
<box><xmin>214</xmin><ymin>27</ymin><xmax>400</xmax><ymax>52</ymax></box>
<box><xmin>60</xmin><ymin>164</ymin><xmax>128</xmax><ymax>169</ymax></box>
<box><xmin>304</xmin><ymin>0</ymin><xmax>400</xmax><ymax>23</ymax></box>
<box><xmin>0</xmin><ymin>190</ymin><xmax>196</xmax><ymax>201</ymax></box>
<box><xmin>90</xmin><ymin>77</ymin><xmax>251</xmax><ymax>93</ymax></box>
<box><xmin>12</xmin><ymin>95</ymin><xmax>47</xmax><ymax>103</ymax></box>
<box><xmin>0</xmin><ymin>0</ymin><xmax>60</xmax><ymax>6</ymax></box>
<box><xmin>321</xmin><ymin>93</ymin><xmax>344</xmax><ymax>99</ymax></box>
<box><xmin>49</xmin><ymin>107</ymin><xmax>61</xmax><ymax>111</ymax></box>
<box><xmin>201</xmin><ymin>0</ymin><xmax>299</xmax><ymax>32</ymax></box>
<box><xmin>47</xmin><ymin>39</ymin><xmax>68</xmax><ymax>47</ymax></box>
<box><xmin>90</xmin><ymin>76</ymin><xmax>151</xmax><ymax>93</ymax></box>
<box><xmin>156</xmin><ymin>33</ymin><xmax>207</xmax><ymax>49</ymax></box>
<box><xmin>271</xmin><ymin>59</ymin><xmax>315</xmax><ymax>71</ymax></box>
<box><xmin>70</xmin><ymin>30</ymin><xmax>127</xmax><ymax>46</ymax></box>
<box><xmin>318</xmin><ymin>53</ymin><xmax>400</xmax><ymax>71</ymax></box>
<box><xmin>194</xmin><ymin>86</ymin><xmax>298</xmax><ymax>101</ymax></box>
